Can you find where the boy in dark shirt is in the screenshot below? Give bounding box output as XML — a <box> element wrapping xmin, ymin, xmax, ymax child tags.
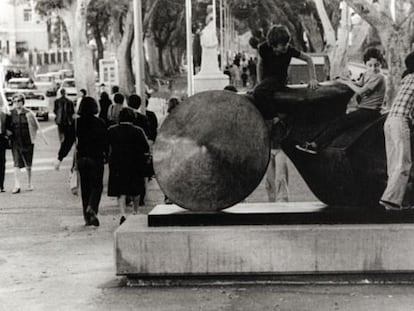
<box><xmin>253</xmin><ymin>25</ymin><xmax>318</xmax><ymax>119</ymax></box>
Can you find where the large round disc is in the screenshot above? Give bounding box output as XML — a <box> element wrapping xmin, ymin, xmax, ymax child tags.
<box><xmin>153</xmin><ymin>90</ymin><xmax>270</xmax><ymax>211</ymax></box>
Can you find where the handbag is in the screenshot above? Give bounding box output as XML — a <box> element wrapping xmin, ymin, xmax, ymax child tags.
<box><xmin>69</xmin><ymin>167</ymin><xmax>79</xmax><ymax>195</ymax></box>
<box><xmin>69</xmin><ymin>120</ymin><xmax>80</xmax><ymax>195</ymax></box>
<box><xmin>1</xmin><ymin>135</ymin><xmax>11</xmax><ymax>150</ymax></box>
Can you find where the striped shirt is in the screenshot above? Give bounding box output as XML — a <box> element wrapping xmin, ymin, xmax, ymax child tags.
<box><xmin>388</xmin><ymin>73</ymin><xmax>414</xmax><ymax>119</ymax></box>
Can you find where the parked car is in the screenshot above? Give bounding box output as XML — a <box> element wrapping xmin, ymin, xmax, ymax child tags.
<box><xmin>4</xmin><ymin>77</ymin><xmax>38</xmax><ymax>102</ymax></box>
<box><xmin>58</xmin><ymin>78</ymin><xmax>77</xmax><ymax>102</ymax></box>
<box><xmin>24</xmin><ymin>93</ymin><xmax>50</xmax><ymax>121</ymax></box>
<box><xmin>58</xmin><ymin>69</ymin><xmax>74</xmax><ymax>79</ymax></box>
<box><xmin>34</xmin><ymin>73</ymin><xmax>61</xmax><ymax>97</ymax></box>
<box><xmin>4</xmin><ymin>78</ymin><xmax>49</xmax><ymax>121</ymax></box>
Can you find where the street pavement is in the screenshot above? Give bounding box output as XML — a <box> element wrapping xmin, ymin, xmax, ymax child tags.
<box><xmin>1</xmin><ymin>99</ymin><xmax>414</xmax><ymax>310</ymax></box>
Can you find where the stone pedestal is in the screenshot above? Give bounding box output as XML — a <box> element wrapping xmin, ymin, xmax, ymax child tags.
<box><xmin>114</xmin><ymin>203</ymin><xmax>414</xmax><ymax>276</ymax></box>
<box><xmin>193</xmin><ymin>73</ymin><xmax>229</xmax><ymax>93</ymax></box>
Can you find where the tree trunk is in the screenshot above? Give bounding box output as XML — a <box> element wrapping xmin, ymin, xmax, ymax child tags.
<box><xmin>146</xmin><ymin>36</ymin><xmax>161</xmax><ymax>76</ymax></box>
<box><xmin>330</xmin><ymin>2</ymin><xmax>350</xmax><ymax>78</ymax></box>
<box><xmin>112</xmin><ymin>5</ymin><xmax>135</xmax><ymax>95</ymax></box>
<box><xmin>93</xmin><ymin>22</ymin><xmax>105</xmax><ymax>72</ymax></box>
<box><xmin>379</xmin><ymin>28</ymin><xmax>410</xmax><ymax>106</ymax></box>
<box><xmin>313</xmin><ymin>0</ymin><xmax>336</xmax><ymax>51</ymax></box>
<box><xmin>299</xmin><ymin>14</ymin><xmax>324</xmax><ymax>52</ymax></box>
<box><xmin>347</xmin><ymin>20</ymin><xmax>370</xmax><ymax>62</ymax></box>
<box><xmin>61</xmin><ymin>0</ymin><xmax>96</xmax><ymax>98</ymax></box>
<box><xmin>157</xmin><ymin>45</ymin><xmax>165</xmax><ymax>74</ymax></box>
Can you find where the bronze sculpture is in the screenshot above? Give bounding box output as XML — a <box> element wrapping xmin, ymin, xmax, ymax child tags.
<box><xmin>153</xmin><ymin>82</ymin><xmax>414</xmax><ymax>211</ymax></box>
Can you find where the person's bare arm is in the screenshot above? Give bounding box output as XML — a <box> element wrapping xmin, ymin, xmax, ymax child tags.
<box><xmin>297</xmin><ymin>52</ymin><xmax>318</xmax><ymax>89</ymax></box>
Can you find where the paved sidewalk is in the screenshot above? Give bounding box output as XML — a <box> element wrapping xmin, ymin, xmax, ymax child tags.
<box><xmin>1</xmin><ymin>113</ymin><xmax>414</xmax><ymax>310</ymax></box>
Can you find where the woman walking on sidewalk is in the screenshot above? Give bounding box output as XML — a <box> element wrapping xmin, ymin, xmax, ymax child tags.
<box><xmin>0</xmin><ymin>92</ymin><xmax>10</xmax><ymax>192</ymax></box>
<box><xmin>108</xmin><ymin>108</ymin><xmax>149</xmax><ymax>225</ymax></box>
<box><xmin>76</xmin><ymin>97</ymin><xmax>108</xmax><ymax>226</ymax></box>
<box><xmin>7</xmin><ymin>93</ymin><xmax>48</xmax><ymax>194</ymax></box>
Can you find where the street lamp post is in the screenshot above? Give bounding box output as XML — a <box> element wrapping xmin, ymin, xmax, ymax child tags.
<box><xmin>133</xmin><ymin>0</ymin><xmax>146</xmax><ymax>102</ymax></box>
<box><xmin>219</xmin><ymin>0</ymin><xmax>224</xmax><ymax>71</ymax></box>
<box><xmin>186</xmin><ymin>0</ymin><xmax>193</xmax><ymax>96</ymax></box>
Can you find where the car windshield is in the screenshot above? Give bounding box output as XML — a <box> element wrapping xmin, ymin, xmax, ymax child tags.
<box><xmin>63</xmin><ymin>80</ymin><xmax>75</xmax><ymax>88</ymax></box>
<box><xmin>8</xmin><ymin>81</ymin><xmax>30</xmax><ymax>89</ymax></box>
<box><xmin>36</xmin><ymin>76</ymin><xmax>52</xmax><ymax>82</ymax></box>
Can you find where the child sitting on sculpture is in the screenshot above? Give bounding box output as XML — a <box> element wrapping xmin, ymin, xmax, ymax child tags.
<box><xmin>252</xmin><ymin>24</ymin><xmax>318</xmax><ymax>119</ymax></box>
<box><xmin>296</xmin><ymin>47</ymin><xmax>386</xmax><ymax>154</ymax></box>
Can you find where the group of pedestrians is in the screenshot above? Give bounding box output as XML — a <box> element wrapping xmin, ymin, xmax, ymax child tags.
<box><xmin>223</xmin><ymin>54</ymin><xmax>257</xmax><ymax>89</ymax></box>
<box><xmin>54</xmin><ymin>86</ymin><xmax>161</xmax><ymax>226</ymax></box>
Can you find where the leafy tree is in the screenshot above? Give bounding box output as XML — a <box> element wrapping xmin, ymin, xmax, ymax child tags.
<box><xmin>86</xmin><ymin>0</ymin><xmax>115</xmax><ymax>71</ymax></box>
<box><xmin>151</xmin><ymin>0</ymin><xmax>184</xmax><ymax>74</ymax></box>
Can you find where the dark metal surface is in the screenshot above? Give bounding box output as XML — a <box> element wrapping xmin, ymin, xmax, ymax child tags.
<box><xmin>153</xmin><ymin>90</ymin><xmax>270</xmax><ymax>211</ymax></box>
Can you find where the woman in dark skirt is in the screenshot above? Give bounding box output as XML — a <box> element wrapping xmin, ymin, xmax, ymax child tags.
<box><xmin>108</xmin><ymin>108</ymin><xmax>149</xmax><ymax>225</ymax></box>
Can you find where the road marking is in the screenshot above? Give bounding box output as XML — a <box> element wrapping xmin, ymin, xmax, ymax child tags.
<box><xmin>5</xmin><ymin>165</ymin><xmax>71</xmax><ymax>174</ymax></box>
<box><xmin>41</xmin><ymin>124</ymin><xmax>57</xmax><ymax>133</ymax></box>
<box><xmin>6</xmin><ymin>157</ymin><xmax>72</xmax><ymax>168</ymax></box>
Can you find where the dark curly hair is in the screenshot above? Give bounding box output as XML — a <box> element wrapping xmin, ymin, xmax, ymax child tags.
<box><xmin>402</xmin><ymin>51</ymin><xmax>414</xmax><ymax>78</ymax></box>
<box><xmin>128</xmin><ymin>94</ymin><xmax>142</xmax><ymax>110</ymax></box>
<box><xmin>78</xmin><ymin>96</ymin><xmax>98</xmax><ymax>116</ymax></box>
<box><xmin>267</xmin><ymin>25</ymin><xmax>290</xmax><ymax>47</ymax></box>
<box><xmin>119</xmin><ymin>107</ymin><xmax>136</xmax><ymax>123</ymax></box>
<box><xmin>363</xmin><ymin>47</ymin><xmax>384</xmax><ymax>64</ymax></box>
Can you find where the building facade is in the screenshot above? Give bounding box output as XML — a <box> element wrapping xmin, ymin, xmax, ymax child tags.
<box><xmin>0</xmin><ymin>0</ymin><xmax>48</xmax><ymax>58</ymax></box>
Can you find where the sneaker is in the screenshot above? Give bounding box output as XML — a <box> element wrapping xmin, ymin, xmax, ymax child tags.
<box><xmin>379</xmin><ymin>200</ymin><xmax>401</xmax><ymax>211</ymax></box>
<box><xmin>295</xmin><ymin>142</ymin><xmax>318</xmax><ymax>154</ymax></box>
<box><xmin>120</xmin><ymin>216</ymin><xmax>126</xmax><ymax>225</ymax></box>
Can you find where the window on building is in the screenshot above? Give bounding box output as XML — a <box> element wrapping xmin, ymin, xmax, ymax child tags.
<box><xmin>16</xmin><ymin>41</ymin><xmax>29</xmax><ymax>54</ymax></box>
<box><xmin>23</xmin><ymin>9</ymin><xmax>32</xmax><ymax>22</ymax></box>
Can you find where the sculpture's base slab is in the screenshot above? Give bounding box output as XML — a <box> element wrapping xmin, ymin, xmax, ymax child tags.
<box><xmin>115</xmin><ymin>204</ymin><xmax>414</xmax><ymax>276</ymax></box>
<box><xmin>148</xmin><ymin>202</ymin><xmax>414</xmax><ymax>226</ymax></box>
<box><xmin>193</xmin><ymin>73</ymin><xmax>229</xmax><ymax>93</ymax></box>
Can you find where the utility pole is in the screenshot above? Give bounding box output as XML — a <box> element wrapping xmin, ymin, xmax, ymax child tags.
<box><xmin>219</xmin><ymin>0</ymin><xmax>224</xmax><ymax>71</ymax></box>
<box><xmin>186</xmin><ymin>0</ymin><xmax>193</xmax><ymax>96</ymax></box>
<box><xmin>133</xmin><ymin>0</ymin><xmax>146</xmax><ymax>105</ymax></box>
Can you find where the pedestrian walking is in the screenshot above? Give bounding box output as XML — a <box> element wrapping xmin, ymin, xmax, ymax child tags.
<box><xmin>107</xmin><ymin>93</ymin><xmax>125</xmax><ymax>126</ymax></box>
<box><xmin>54</xmin><ymin>88</ymin><xmax>75</xmax><ymax>143</ymax></box>
<box><xmin>98</xmin><ymin>91</ymin><xmax>112</xmax><ymax>126</ymax></box>
<box><xmin>139</xmin><ymin>98</ymin><xmax>159</xmax><ymax>206</ymax></box>
<box><xmin>75</xmin><ymin>88</ymin><xmax>87</xmax><ymax>112</ymax></box>
<box><xmin>127</xmin><ymin>94</ymin><xmax>149</xmax><ymax>136</ymax></box>
<box><xmin>7</xmin><ymin>93</ymin><xmax>48</xmax><ymax>194</ymax></box>
<box><xmin>108</xmin><ymin>108</ymin><xmax>149</xmax><ymax>225</ymax></box>
<box><xmin>265</xmin><ymin>116</ymin><xmax>289</xmax><ymax>202</ymax></box>
<box><xmin>380</xmin><ymin>52</ymin><xmax>414</xmax><ymax>210</ymax></box>
<box><xmin>75</xmin><ymin>97</ymin><xmax>108</xmax><ymax>226</ymax></box>
<box><xmin>0</xmin><ymin>93</ymin><xmax>10</xmax><ymax>192</ymax></box>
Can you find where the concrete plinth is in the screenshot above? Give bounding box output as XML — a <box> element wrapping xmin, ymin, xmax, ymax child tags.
<box><xmin>115</xmin><ymin>203</ymin><xmax>414</xmax><ymax>276</ymax></box>
<box><xmin>193</xmin><ymin>74</ymin><xmax>229</xmax><ymax>93</ymax></box>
